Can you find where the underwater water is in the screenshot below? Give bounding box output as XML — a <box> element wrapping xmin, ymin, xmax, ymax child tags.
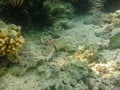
<box><xmin>0</xmin><ymin>0</ymin><xmax>120</xmax><ymax>90</ymax></box>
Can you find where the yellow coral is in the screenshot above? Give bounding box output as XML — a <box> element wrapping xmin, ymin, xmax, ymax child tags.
<box><xmin>0</xmin><ymin>22</ymin><xmax>25</xmax><ymax>56</ymax></box>
<box><xmin>73</xmin><ymin>47</ymin><xmax>95</xmax><ymax>63</ymax></box>
<box><xmin>74</xmin><ymin>50</ymin><xmax>85</xmax><ymax>61</ymax></box>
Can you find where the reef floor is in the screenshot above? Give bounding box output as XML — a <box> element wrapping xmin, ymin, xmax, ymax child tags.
<box><xmin>0</xmin><ymin>15</ymin><xmax>120</xmax><ymax>90</ymax></box>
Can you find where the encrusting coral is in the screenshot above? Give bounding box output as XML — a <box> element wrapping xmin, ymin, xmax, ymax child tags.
<box><xmin>73</xmin><ymin>46</ymin><xmax>98</xmax><ymax>63</ymax></box>
<box><xmin>0</xmin><ymin>20</ymin><xmax>25</xmax><ymax>56</ymax></box>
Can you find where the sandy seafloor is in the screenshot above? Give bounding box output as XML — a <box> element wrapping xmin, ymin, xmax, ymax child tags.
<box><xmin>0</xmin><ymin>15</ymin><xmax>120</xmax><ymax>90</ymax></box>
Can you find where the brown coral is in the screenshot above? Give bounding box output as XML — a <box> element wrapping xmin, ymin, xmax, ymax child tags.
<box><xmin>73</xmin><ymin>46</ymin><xmax>95</xmax><ymax>63</ymax></box>
<box><xmin>0</xmin><ymin>21</ymin><xmax>25</xmax><ymax>56</ymax></box>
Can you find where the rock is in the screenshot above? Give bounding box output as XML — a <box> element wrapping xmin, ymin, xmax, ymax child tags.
<box><xmin>115</xmin><ymin>60</ymin><xmax>120</xmax><ymax>70</ymax></box>
<box><xmin>53</xmin><ymin>36</ymin><xmax>76</xmax><ymax>52</ymax></box>
<box><xmin>113</xmin><ymin>75</ymin><xmax>120</xmax><ymax>86</ymax></box>
<box><xmin>84</xmin><ymin>16</ymin><xmax>104</xmax><ymax>25</ymax></box>
<box><xmin>88</xmin><ymin>78</ymin><xmax>109</xmax><ymax>90</ymax></box>
<box><xmin>109</xmin><ymin>32</ymin><xmax>120</xmax><ymax>49</ymax></box>
<box><xmin>8</xmin><ymin>65</ymin><xmax>26</xmax><ymax>77</ymax></box>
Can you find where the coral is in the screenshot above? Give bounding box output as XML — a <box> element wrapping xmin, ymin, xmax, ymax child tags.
<box><xmin>73</xmin><ymin>46</ymin><xmax>98</xmax><ymax>63</ymax></box>
<box><xmin>0</xmin><ymin>20</ymin><xmax>25</xmax><ymax>76</ymax></box>
<box><xmin>102</xmin><ymin>10</ymin><xmax>120</xmax><ymax>49</ymax></box>
<box><xmin>104</xmin><ymin>10</ymin><xmax>120</xmax><ymax>28</ymax></box>
<box><xmin>0</xmin><ymin>20</ymin><xmax>25</xmax><ymax>56</ymax></box>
